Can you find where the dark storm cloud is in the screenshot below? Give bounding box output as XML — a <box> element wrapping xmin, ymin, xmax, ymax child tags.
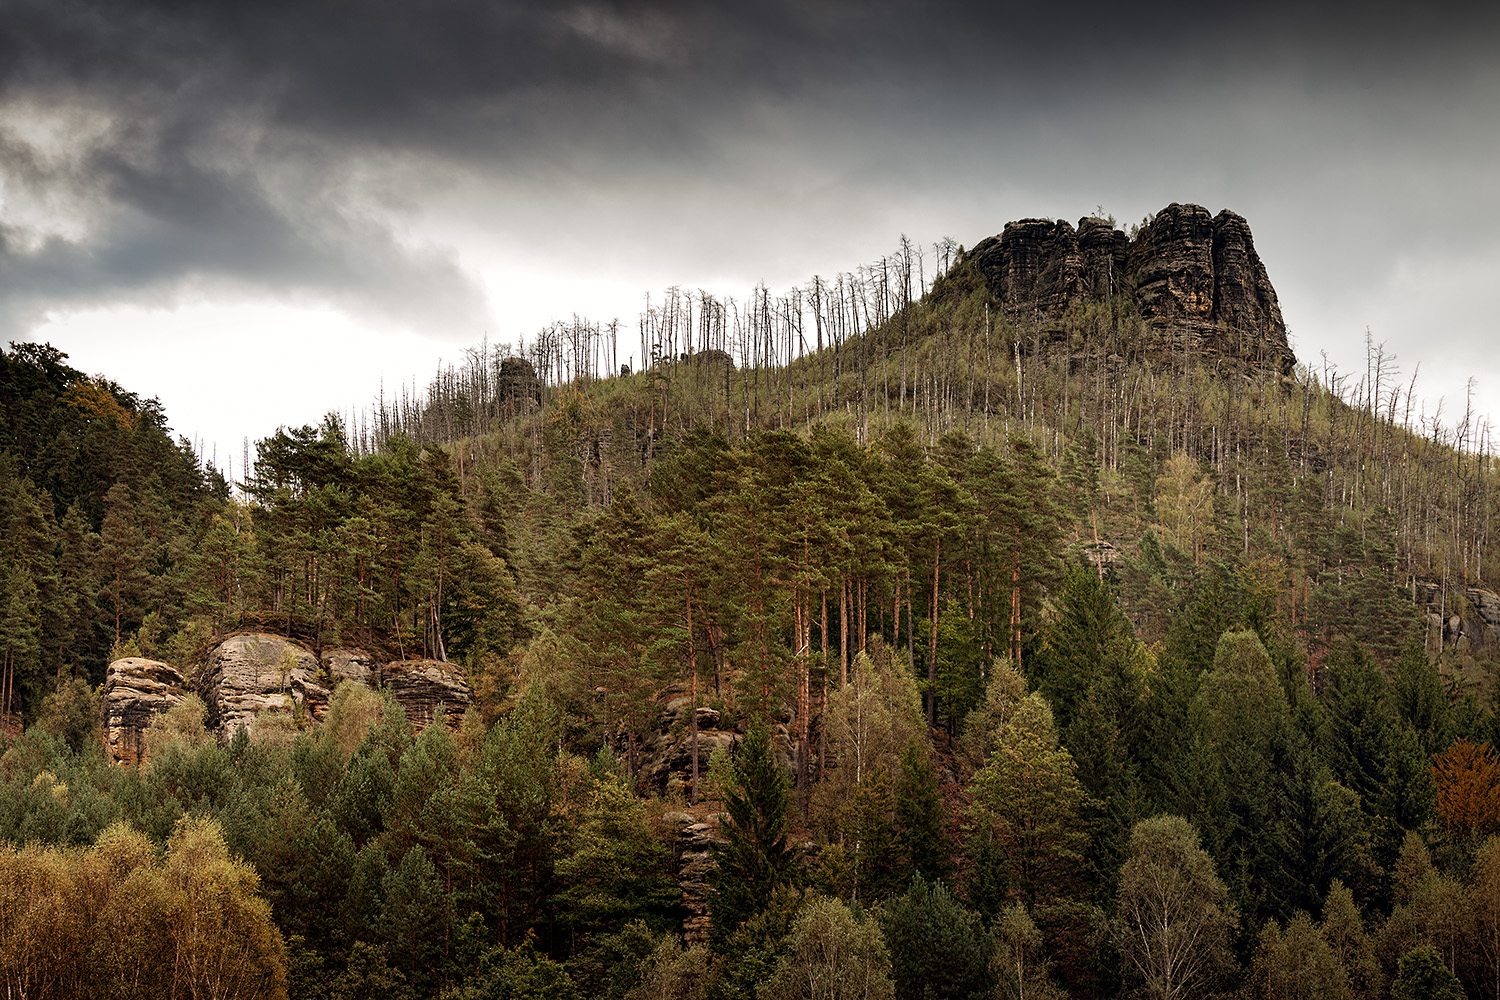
<box><xmin>1</xmin><ymin>0</ymin><xmax>1496</xmax><ymax>335</ymax></box>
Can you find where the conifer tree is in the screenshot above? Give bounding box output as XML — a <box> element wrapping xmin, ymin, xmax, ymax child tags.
<box><xmin>711</xmin><ymin>720</ymin><xmax>798</xmax><ymax>943</ymax></box>
<box><xmin>1319</xmin><ymin>639</ymin><xmax>1433</xmax><ymax>866</ymax></box>
<box><xmin>884</xmin><ymin>875</ymin><xmax>991</xmax><ymax>1000</ymax></box>
<box><xmin>1392</xmin><ymin>946</ymin><xmax>1465</xmax><ymax>1000</ymax></box>
<box><xmin>895</xmin><ymin>739</ymin><xmax>948</xmax><ymax>883</ymax></box>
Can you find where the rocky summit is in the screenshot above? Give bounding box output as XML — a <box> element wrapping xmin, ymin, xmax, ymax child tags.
<box><xmin>970</xmin><ymin>202</ymin><xmax>1295</xmax><ymax>375</ymax></box>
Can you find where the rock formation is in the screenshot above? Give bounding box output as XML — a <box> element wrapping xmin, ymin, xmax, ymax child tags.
<box><xmin>196</xmin><ymin>633</ymin><xmax>327</xmax><ymax>740</ymax></box>
<box><xmin>321</xmin><ymin>646</ymin><xmax>376</xmax><ymax>688</ymax></box>
<box><xmin>497</xmin><ymin>357</ymin><xmax>541</xmax><ymax>413</ymax></box>
<box><xmin>970</xmin><ymin>203</ymin><xmax>1294</xmax><ymax>375</ymax></box>
<box><xmin>1416</xmin><ymin>583</ymin><xmax>1500</xmax><ymax>650</ymax></box>
<box><xmin>101</xmin><ymin>657</ymin><xmax>188</xmax><ymax>767</ymax></box>
<box><xmin>640</xmin><ymin>696</ymin><xmax>741</xmax><ymax>793</ymax></box>
<box><xmin>380</xmin><ymin>659</ymin><xmax>471</xmax><ymax>730</ymax></box>
<box><xmin>661</xmin><ymin>810</ymin><xmax>719</xmax><ymax>943</ymax></box>
<box><xmin>102</xmin><ymin>634</ymin><xmax>473</xmax><ymax>764</ymax></box>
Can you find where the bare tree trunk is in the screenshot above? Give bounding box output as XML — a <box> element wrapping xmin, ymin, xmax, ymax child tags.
<box><xmin>928</xmin><ymin>536</ymin><xmax>941</xmax><ymax>730</ymax></box>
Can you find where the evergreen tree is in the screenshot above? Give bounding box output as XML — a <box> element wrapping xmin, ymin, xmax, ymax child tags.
<box><xmin>710</xmin><ymin>720</ymin><xmax>798</xmax><ymax>943</ymax></box>
<box><xmin>554</xmin><ymin>775</ymin><xmax>682</xmax><ymax>939</ymax></box>
<box><xmin>1031</xmin><ymin>562</ymin><xmax>1141</xmax><ymax>736</ymax></box>
<box><xmin>839</xmin><ymin>765</ymin><xmax>906</xmax><ymax>904</ymax></box>
<box><xmin>1391</xmin><ymin>946</ymin><xmax>1464</xmax><ymax>1000</ymax></box>
<box><xmin>1393</xmin><ymin>642</ymin><xmax>1450</xmax><ymax>759</ymax></box>
<box><xmin>884</xmin><ymin>875</ymin><xmax>991</xmax><ymax>1000</ymax></box>
<box><xmin>894</xmin><ymin>739</ymin><xmax>949</xmax><ymax>883</ymax></box>
<box><xmin>1319</xmin><ymin>639</ymin><xmax>1433</xmax><ymax>866</ymax></box>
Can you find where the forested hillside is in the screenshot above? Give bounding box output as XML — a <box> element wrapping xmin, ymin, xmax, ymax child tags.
<box><xmin>3</xmin><ymin>215</ymin><xmax>1500</xmax><ymax>1000</ymax></box>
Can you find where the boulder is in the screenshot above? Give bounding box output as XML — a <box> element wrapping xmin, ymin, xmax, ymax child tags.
<box><xmin>198</xmin><ymin>633</ymin><xmax>327</xmax><ymax>741</ymax></box>
<box><xmin>382</xmin><ymin>658</ymin><xmax>470</xmax><ymax>729</ymax></box>
<box><xmin>101</xmin><ymin>657</ymin><xmax>186</xmax><ymax>766</ymax></box>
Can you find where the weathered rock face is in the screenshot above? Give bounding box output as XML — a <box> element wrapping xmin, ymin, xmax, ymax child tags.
<box><xmin>321</xmin><ymin>647</ymin><xmax>376</xmax><ymax>688</ymax></box>
<box><xmin>103</xmin><ymin>637</ymin><xmax>475</xmax><ymax>764</ymax></box>
<box><xmin>498</xmin><ymin>357</ymin><xmax>541</xmax><ymax>412</ymax></box>
<box><xmin>198</xmin><ymin>633</ymin><xmax>327</xmax><ymax>740</ymax></box>
<box><xmin>686</xmin><ymin>348</ymin><xmax>735</xmax><ymax>371</ymax></box>
<box><xmin>1416</xmin><ymin>583</ymin><xmax>1500</xmax><ymax>650</ymax></box>
<box><xmin>971</xmin><ymin>202</ymin><xmax>1294</xmax><ymax>375</ymax></box>
<box><xmin>640</xmin><ymin>696</ymin><xmax>742</xmax><ymax>793</ymax></box>
<box><xmin>101</xmin><ymin>658</ymin><xmax>187</xmax><ymax>767</ymax></box>
<box><xmin>382</xmin><ymin>659</ymin><xmax>471</xmax><ymax>729</ymax></box>
<box><xmin>662</xmin><ymin>810</ymin><xmax>719</xmax><ymax>943</ymax></box>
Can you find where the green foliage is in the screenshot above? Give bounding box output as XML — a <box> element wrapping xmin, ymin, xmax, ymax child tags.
<box><xmin>707</xmin><ymin>889</ymin><xmax>802</xmax><ymax>1000</ymax></box>
<box><xmin>1391</xmin><ymin>945</ymin><xmax>1464</xmax><ymax>1000</ymax></box>
<box><xmin>553</xmin><ymin>775</ymin><xmax>682</xmax><ymax>936</ymax></box>
<box><xmin>760</xmin><ymin>893</ymin><xmax>895</xmax><ymax>1000</ymax></box>
<box><xmin>1318</xmin><ymin>639</ymin><xmax>1433</xmax><ymax>866</ymax></box>
<box><xmin>8</xmin><ymin>272</ymin><xmax>1500</xmax><ymax>999</ymax></box>
<box><xmin>34</xmin><ymin>677</ymin><xmax>100</xmax><ymax>753</ymax></box>
<box><xmin>883</xmin><ymin>875</ymin><xmax>991</xmax><ymax>1000</ymax></box>
<box><xmin>1113</xmin><ymin>815</ymin><xmax>1235</xmax><ymax>1000</ymax></box>
<box><xmin>710</xmin><ymin>720</ymin><xmax>798</xmax><ymax>943</ymax></box>
<box><xmin>969</xmin><ymin>693</ymin><xmax>1089</xmax><ymax>909</ymax></box>
<box><xmin>443</xmin><ymin>937</ymin><xmax>582</xmax><ymax>1000</ymax></box>
<box><xmin>894</xmin><ymin>739</ymin><xmax>949</xmax><ymax>883</ymax></box>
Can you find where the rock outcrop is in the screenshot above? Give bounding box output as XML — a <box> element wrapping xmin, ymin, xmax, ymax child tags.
<box><xmin>641</xmin><ymin>696</ymin><xmax>741</xmax><ymax>793</ymax></box>
<box><xmin>197</xmin><ymin>633</ymin><xmax>328</xmax><ymax>740</ymax></box>
<box><xmin>101</xmin><ymin>658</ymin><xmax>187</xmax><ymax>767</ymax></box>
<box><xmin>381</xmin><ymin>659</ymin><xmax>471</xmax><ymax>729</ymax></box>
<box><xmin>662</xmin><ymin>810</ymin><xmax>720</xmax><ymax>943</ymax></box>
<box><xmin>1416</xmin><ymin>583</ymin><xmax>1500</xmax><ymax>650</ymax></box>
<box><xmin>970</xmin><ymin>203</ymin><xmax>1294</xmax><ymax>375</ymax></box>
<box><xmin>497</xmin><ymin>357</ymin><xmax>541</xmax><ymax>413</ymax></box>
<box><xmin>102</xmin><ymin>634</ymin><xmax>476</xmax><ymax>764</ymax></box>
<box><xmin>321</xmin><ymin>647</ymin><xmax>376</xmax><ymax>688</ymax></box>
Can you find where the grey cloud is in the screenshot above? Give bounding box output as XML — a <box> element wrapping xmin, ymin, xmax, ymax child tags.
<box><xmin>2</xmin><ymin>0</ymin><xmax>1498</xmax><ymax>349</ymax></box>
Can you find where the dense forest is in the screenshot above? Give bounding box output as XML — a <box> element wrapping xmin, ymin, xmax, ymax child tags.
<box><xmin>2</xmin><ymin>234</ymin><xmax>1500</xmax><ymax>1000</ymax></box>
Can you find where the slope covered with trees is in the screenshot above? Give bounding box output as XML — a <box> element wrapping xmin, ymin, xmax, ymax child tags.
<box><xmin>2</xmin><ymin>211</ymin><xmax>1500</xmax><ymax>998</ymax></box>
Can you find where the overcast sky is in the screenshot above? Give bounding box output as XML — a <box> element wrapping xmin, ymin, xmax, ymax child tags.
<box><xmin>3</xmin><ymin>0</ymin><xmax>1498</xmax><ymax>475</ymax></box>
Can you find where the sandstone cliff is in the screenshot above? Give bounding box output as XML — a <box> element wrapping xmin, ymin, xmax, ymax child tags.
<box><xmin>197</xmin><ymin>634</ymin><xmax>326</xmax><ymax>740</ymax></box>
<box><xmin>379</xmin><ymin>658</ymin><xmax>472</xmax><ymax>730</ymax></box>
<box><xmin>101</xmin><ymin>657</ymin><xmax>188</xmax><ymax>767</ymax></box>
<box><xmin>103</xmin><ymin>633</ymin><xmax>472</xmax><ymax>763</ymax></box>
<box><xmin>969</xmin><ymin>202</ymin><xmax>1294</xmax><ymax>375</ymax></box>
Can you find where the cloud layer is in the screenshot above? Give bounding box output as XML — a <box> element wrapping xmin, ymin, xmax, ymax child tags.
<box><xmin>3</xmin><ymin>0</ymin><xmax>1499</xmax><ymax>435</ymax></box>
